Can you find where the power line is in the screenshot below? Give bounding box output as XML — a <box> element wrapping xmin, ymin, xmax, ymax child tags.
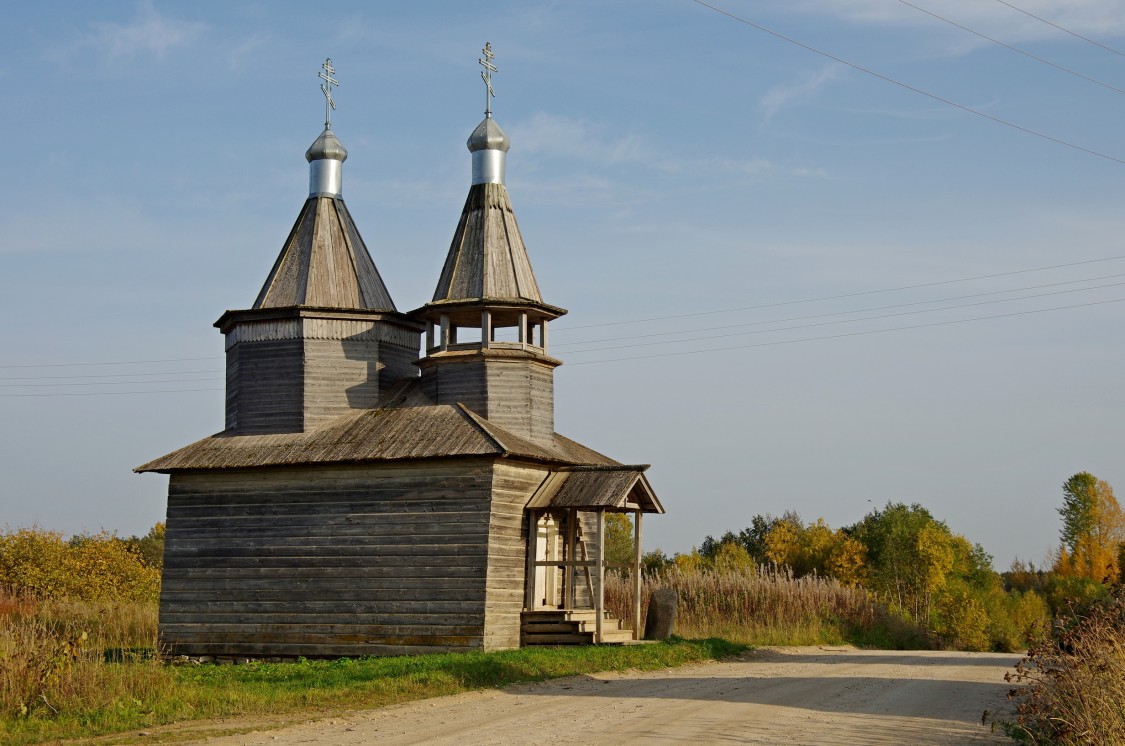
<box><xmin>994</xmin><ymin>0</ymin><xmax>1125</xmax><ymax>59</ymax></box>
<box><xmin>7</xmin><ymin>294</ymin><xmax>1119</xmax><ymax>392</ymax></box>
<box><xmin>898</xmin><ymin>0</ymin><xmax>1125</xmax><ymax>96</ymax></box>
<box><xmin>0</xmin><ymin>388</ymin><xmax>223</xmax><ymax>398</ymax></box>
<box><xmin>0</xmin><ymin>356</ymin><xmax>222</xmax><ymax>370</ymax></box>
<box><xmin>558</xmin><ymin>276</ymin><xmax>1125</xmax><ymax>353</ymax></box>
<box><xmin>563</xmin><ymin>280</ymin><xmax>1125</xmax><ymax>355</ymax></box>
<box><xmin>566</xmin><ymin>296</ymin><xmax>1125</xmax><ymax>366</ymax></box>
<box><xmin>0</xmin><ymin>378</ymin><xmax>223</xmax><ymax>389</ymax></box>
<box><xmin>553</xmin><ymin>253</ymin><xmax>1125</xmax><ymax>332</ymax></box>
<box><xmin>0</xmin><ymin>369</ymin><xmax>221</xmax><ymax>382</ymax></box>
<box><xmin>5</xmin><ymin>255</ymin><xmax>1125</xmax><ymax>373</ymax></box>
<box><xmin>690</xmin><ymin>1</ymin><xmax>1125</xmax><ymax>166</ymax></box>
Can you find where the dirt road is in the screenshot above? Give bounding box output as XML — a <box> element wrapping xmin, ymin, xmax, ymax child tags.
<box><xmin>199</xmin><ymin>647</ymin><xmax>1020</xmax><ymax>745</ymax></box>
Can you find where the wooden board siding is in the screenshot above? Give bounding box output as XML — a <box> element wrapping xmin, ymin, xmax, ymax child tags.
<box><xmin>484</xmin><ymin>463</ymin><xmax>548</xmax><ymax>649</ymax></box>
<box><xmin>159</xmin><ymin>461</ymin><xmax>495</xmax><ymax>658</ymax></box>
<box><xmin>526</xmin><ymin>363</ymin><xmax>554</xmax><ymax>444</ymax></box>
<box><xmin>482</xmin><ymin>359</ymin><xmax>554</xmax><ymax>445</ymax></box>
<box><xmin>422</xmin><ymin>357</ymin><xmax>554</xmax><ymax>445</ymax></box>
<box><xmin>225</xmin><ymin>339</ymin><xmax>304</xmax><ymax>434</ymax></box>
<box><xmin>420</xmin><ymin>359</ymin><xmax>487</xmax><ymax>416</ymax></box>
<box><xmin>302</xmin><ymin>338</ymin><xmax>381</xmax><ymax>429</ymax></box>
<box><xmin>379</xmin><ymin>341</ymin><xmax>421</xmax><ymax>385</ymax></box>
<box><xmin>224</xmin><ymin>319</ymin><xmax>421</xmax><ymax>435</ymax></box>
<box><xmin>225</xmin><ymin>344</ymin><xmax>239</xmax><ymax>432</ymax></box>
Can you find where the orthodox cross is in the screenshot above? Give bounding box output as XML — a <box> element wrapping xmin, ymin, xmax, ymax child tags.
<box><xmin>479</xmin><ymin>42</ymin><xmax>497</xmax><ymax>117</ymax></box>
<box><xmin>319</xmin><ymin>58</ymin><xmax>339</xmax><ymax>129</ymax></box>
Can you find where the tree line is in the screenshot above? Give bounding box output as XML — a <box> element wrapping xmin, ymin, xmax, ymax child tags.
<box><xmin>611</xmin><ymin>471</ymin><xmax>1124</xmax><ymax>651</ymax></box>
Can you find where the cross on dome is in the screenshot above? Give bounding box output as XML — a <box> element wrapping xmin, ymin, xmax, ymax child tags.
<box><xmin>479</xmin><ymin>42</ymin><xmax>497</xmax><ymax>117</ymax></box>
<box><xmin>319</xmin><ymin>58</ymin><xmax>339</xmax><ymax>129</ymax></box>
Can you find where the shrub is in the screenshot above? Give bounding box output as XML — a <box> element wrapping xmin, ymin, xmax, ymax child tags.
<box><xmin>0</xmin><ymin>528</ymin><xmax>159</xmax><ymax>604</ymax></box>
<box><xmin>1005</xmin><ymin>589</ymin><xmax>1125</xmax><ymax>745</ymax></box>
<box><xmin>932</xmin><ymin>585</ymin><xmax>990</xmax><ymax>651</ymax></box>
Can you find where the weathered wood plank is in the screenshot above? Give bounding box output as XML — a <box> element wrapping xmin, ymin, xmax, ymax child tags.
<box><xmin>161</xmin><ymin>641</ymin><xmax>480</xmax><ymax>658</ymax></box>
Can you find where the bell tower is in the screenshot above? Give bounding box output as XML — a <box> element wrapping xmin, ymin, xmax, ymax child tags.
<box><xmin>414</xmin><ymin>43</ymin><xmax>566</xmax><ymax>444</ymax></box>
<box><xmin>217</xmin><ymin>59</ymin><xmax>422</xmax><ymax>434</ymax></box>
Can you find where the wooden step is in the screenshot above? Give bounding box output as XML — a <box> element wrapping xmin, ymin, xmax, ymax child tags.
<box><xmin>596</xmin><ymin>629</ymin><xmax>636</xmax><ymax>643</ymax></box>
<box><xmin>520</xmin><ymin>610</ymin><xmax>634</xmax><ymax>646</ymax></box>
<box><xmin>524</xmin><ymin>616</ymin><xmax>630</xmax><ymax>630</ymax></box>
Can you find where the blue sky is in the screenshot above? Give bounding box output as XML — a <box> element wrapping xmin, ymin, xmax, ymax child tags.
<box><xmin>2</xmin><ymin>0</ymin><xmax>1123</xmax><ymax>569</ymax></box>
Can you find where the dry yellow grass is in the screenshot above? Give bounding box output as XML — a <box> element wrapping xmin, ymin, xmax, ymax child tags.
<box><xmin>0</xmin><ymin>591</ymin><xmax>162</xmax><ymax>718</ymax></box>
<box><xmin>1005</xmin><ymin>591</ymin><xmax>1125</xmax><ymax>745</ymax></box>
<box><xmin>605</xmin><ymin>564</ymin><xmax>919</xmax><ymax>646</ymax></box>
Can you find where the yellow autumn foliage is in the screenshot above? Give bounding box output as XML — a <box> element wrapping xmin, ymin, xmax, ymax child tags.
<box><xmin>1053</xmin><ymin>473</ymin><xmax>1124</xmax><ymax>584</ymax></box>
<box><xmin>0</xmin><ymin>528</ymin><xmax>159</xmax><ymax>603</ymax></box>
<box><xmin>763</xmin><ymin>517</ymin><xmax>867</xmax><ymax>585</ymax></box>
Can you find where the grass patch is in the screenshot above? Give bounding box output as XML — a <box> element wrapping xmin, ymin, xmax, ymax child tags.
<box><xmin>0</xmin><ymin>637</ymin><xmax>744</xmax><ymax>745</ymax></box>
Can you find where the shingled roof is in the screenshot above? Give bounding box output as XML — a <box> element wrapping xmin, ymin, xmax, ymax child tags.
<box><xmin>527</xmin><ymin>466</ymin><xmax>665</xmax><ymax>514</ymax></box>
<box><xmin>135</xmin><ymin>382</ymin><xmax>616</xmax><ymax>473</ymax></box>
<box><xmin>430</xmin><ymin>183</ymin><xmax>542</xmax><ymax>305</ymax></box>
<box><xmin>253</xmin><ymin>196</ymin><xmax>396</xmax><ymax>311</ymax></box>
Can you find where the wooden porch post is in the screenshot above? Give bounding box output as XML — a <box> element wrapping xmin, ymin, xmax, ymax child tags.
<box><xmin>525</xmin><ymin>510</ymin><xmax>538</xmax><ymax>611</ymax></box>
<box><xmin>633</xmin><ymin>510</ymin><xmax>643</xmax><ymax>640</ymax></box>
<box><xmin>595</xmin><ymin>509</ymin><xmax>605</xmax><ymax>644</ymax></box>
<box><xmin>439</xmin><ymin>315</ymin><xmax>450</xmax><ymax>352</ymax></box>
<box><xmin>566</xmin><ymin>507</ymin><xmax>578</xmax><ymax>610</ymax></box>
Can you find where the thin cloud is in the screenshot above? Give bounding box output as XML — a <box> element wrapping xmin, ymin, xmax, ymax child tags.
<box><xmin>49</xmin><ymin>1</ymin><xmax>206</xmax><ymax>67</ymax></box>
<box><xmin>760</xmin><ymin>64</ymin><xmax>842</xmax><ymax>121</ymax></box>
<box><xmin>773</xmin><ymin>0</ymin><xmax>1125</xmax><ymax>44</ymax></box>
<box><xmin>509</xmin><ymin>112</ymin><xmax>778</xmax><ymax>180</ymax></box>
<box><xmin>510</xmin><ymin>112</ymin><xmax>651</xmax><ymax>165</ymax></box>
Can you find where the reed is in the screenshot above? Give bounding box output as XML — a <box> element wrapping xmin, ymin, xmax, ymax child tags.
<box><xmin>606</xmin><ymin>564</ymin><xmax>927</xmax><ymax>647</ymax></box>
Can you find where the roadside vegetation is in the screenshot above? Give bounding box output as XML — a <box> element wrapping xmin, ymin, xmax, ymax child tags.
<box><xmin>2</xmin><ymin>471</ymin><xmax>1121</xmax><ymax>743</ymax></box>
<box><xmin>608</xmin><ymin>505</ymin><xmax>1049</xmax><ymax>653</ymax></box>
<box><xmin>0</xmin><ymin>585</ymin><xmax>737</xmax><ymax>746</ymax></box>
<box><xmin>1000</xmin><ymin>473</ymin><xmax>1125</xmax><ymax>745</ymax></box>
<box><xmin>607</xmin><ymin>564</ymin><xmax>927</xmax><ymax>648</ymax></box>
<box><xmin>1003</xmin><ymin>587</ymin><xmax>1125</xmax><ymax>745</ymax></box>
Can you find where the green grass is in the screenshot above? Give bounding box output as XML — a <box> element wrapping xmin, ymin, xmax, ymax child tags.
<box><xmin>0</xmin><ymin>638</ymin><xmax>745</xmax><ymax>745</ymax></box>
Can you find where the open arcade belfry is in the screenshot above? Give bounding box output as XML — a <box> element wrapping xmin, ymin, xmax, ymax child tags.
<box><xmin>138</xmin><ymin>49</ymin><xmax>665</xmax><ymax>658</ymax></box>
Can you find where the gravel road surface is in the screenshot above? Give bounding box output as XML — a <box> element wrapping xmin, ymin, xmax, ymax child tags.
<box><xmin>198</xmin><ymin>647</ymin><xmax>1020</xmax><ymax>745</ymax></box>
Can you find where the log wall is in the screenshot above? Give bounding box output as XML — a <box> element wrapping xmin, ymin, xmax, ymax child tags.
<box><xmin>224</xmin><ymin>339</ymin><xmax>304</xmax><ymax>434</ymax></box>
<box><xmin>224</xmin><ymin>321</ymin><xmax>421</xmax><ymax>434</ymax></box>
<box><xmin>484</xmin><ymin>463</ymin><xmax>549</xmax><ymax>649</ymax></box>
<box><xmin>160</xmin><ymin>460</ymin><xmax>500</xmax><ymax>658</ymax></box>
<box><xmin>420</xmin><ymin>358</ymin><xmax>554</xmax><ymax>444</ymax></box>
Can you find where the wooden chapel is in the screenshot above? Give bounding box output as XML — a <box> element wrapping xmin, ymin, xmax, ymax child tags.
<box><xmin>137</xmin><ymin>52</ymin><xmax>664</xmax><ymax>658</ymax></box>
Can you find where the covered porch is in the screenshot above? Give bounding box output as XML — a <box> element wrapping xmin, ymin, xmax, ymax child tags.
<box><xmin>521</xmin><ymin>465</ymin><xmax>664</xmax><ymax>645</ymax></box>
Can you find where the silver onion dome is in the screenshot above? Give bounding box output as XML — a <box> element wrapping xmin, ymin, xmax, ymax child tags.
<box><xmin>306</xmin><ymin>128</ymin><xmax>348</xmax><ymax>197</ymax></box>
<box><xmin>468</xmin><ymin>116</ymin><xmax>509</xmax><ymax>185</ymax></box>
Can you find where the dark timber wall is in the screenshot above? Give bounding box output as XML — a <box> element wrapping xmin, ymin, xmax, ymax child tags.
<box><xmin>421</xmin><ymin>358</ymin><xmax>555</xmax><ymax>444</ymax></box>
<box><xmin>224</xmin><ymin>339</ymin><xmax>304</xmax><ymax>434</ymax></box>
<box><xmin>160</xmin><ymin>460</ymin><xmax>514</xmax><ymax>658</ymax></box>
<box><xmin>223</xmin><ymin>318</ymin><xmax>421</xmax><ymax>434</ymax></box>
